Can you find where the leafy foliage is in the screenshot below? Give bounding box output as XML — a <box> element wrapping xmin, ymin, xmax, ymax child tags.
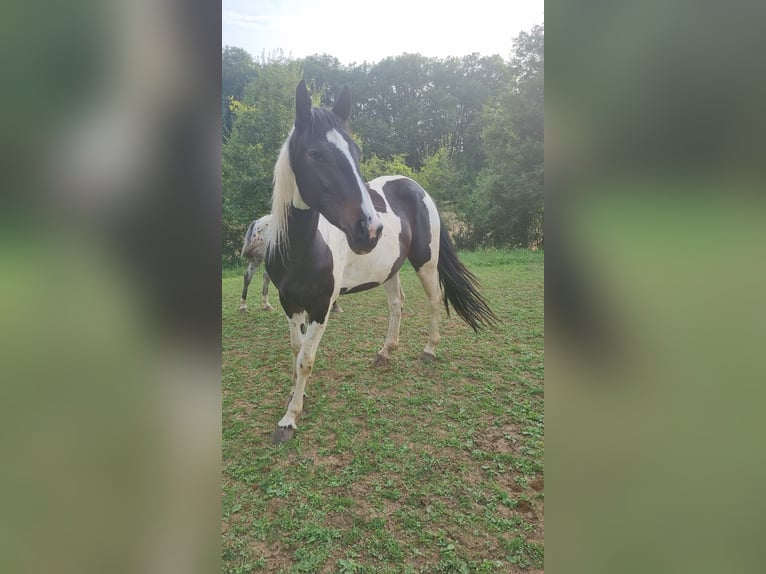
<box><xmin>359</xmin><ymin>154</ymin><xmax>414</xmax><ymax>181</ymax></box>
<box><xmin>221</xmin><ymin>26</ymin><xmax>544</xmax><ymax>264</ymax></box>
<box><xmin>463</xmin><ymin>25</ymin><xmax>544</xmax><ymax>248</ymax></box>
<box><xmin>221</xmin><ymin>58</ymin><xmax>302</xmax><ymax>265</ymax></box>
<box><xmin>222</xmin><ymin>46</ymin><xmax>257</xmax><ymax>139</ymax></box>
<box><xmin>416</xmin><ymin>148</ymin><xmax>463</xmax><ymax>206</ymax></box>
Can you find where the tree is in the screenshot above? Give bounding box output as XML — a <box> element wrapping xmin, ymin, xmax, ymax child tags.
<box><xmin>416</xmin><ymin>148</ymin><xmax>462</xmax><ymax>205</ymax></box>
<box><xmin>221</xmin><ymin>60</ymin><xmax>302</xmax><ymax>265</ymax></box>
<box><xmin>463</xmin><ymin>25</ymin><xmax>544</xmax><ymax>248</ymax></box>
<box><xmin>219</xmin><ymin>27</ymin><xmax>543</xmax><ymax>264</ymax></box>
<box><xmin>301</xmin><ymin>54</ymin><xmax>350</xmax><ymax>106</ymax></box>
<box><xmin>222</xmin><ymin>46</ymin><xmax>257</xmax><ymax>139</ymax></box>
<box><xmin>359</xmin><ymin>154</ymin><xmax>414</xmax><ymax>181</ymax></box>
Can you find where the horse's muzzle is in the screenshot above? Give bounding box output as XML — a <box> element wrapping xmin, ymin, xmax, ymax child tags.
<box><xmin>348</xmin><ymin>218</ymin><xmax>383</xmax><ymax>254</ymax></box>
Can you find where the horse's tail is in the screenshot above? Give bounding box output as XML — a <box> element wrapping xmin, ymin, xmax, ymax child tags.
<box><xmin>437</xmin><ymin>223</ymin><xmax>499</xmax><ymax>332</ymax></box>
<box><xmin>242</xmin><ymin>220</ymin><xmax>257</xmax><ymax>259</ymax></box>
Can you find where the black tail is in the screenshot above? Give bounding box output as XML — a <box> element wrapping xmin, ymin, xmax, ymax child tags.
<box><xmin>437</xmin><ymin>223</ymin><xmax>499</xmax><ymax>332</ymax></box>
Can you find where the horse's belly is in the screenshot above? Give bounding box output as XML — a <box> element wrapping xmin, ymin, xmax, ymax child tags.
<box><xmin>341</xmin><ymin>255</ymin><xmax>395</xmax><ymax>289</ymax></box>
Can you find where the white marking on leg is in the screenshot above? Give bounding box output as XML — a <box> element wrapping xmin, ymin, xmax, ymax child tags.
<box><xmin>278</xmin><ymin>312</ymin><xmax>305</xmax><ymax>429</ymax></box>
<box><xmin>416</xmin><ymin>261</ymin><xmax>442</xmax><ymax>358</ymax></box>
<box><xmin>261</xmin><ymin>272</ymin><xmax>272</xmax><ymax>311</ymax></box>
<box><xmin>287</xmin><ymin>312</ymin><xmax>305</xmax><ymax>366</ymax></box>
<box><xmin>416</xmin><ymin>197</ymin><xmax>442</xmax><ymax>357</ymax></box>
<box><xmin>377</xmin><ymin>274</ymin><xmax>403</xmax><ymax>360</ymax></box>
<box><xmin>278</xmin><ymin>313</ymin><xmax>329</xmax><ymax>430</ymax></box>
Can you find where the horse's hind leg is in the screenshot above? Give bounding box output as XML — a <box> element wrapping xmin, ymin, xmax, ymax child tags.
<box><xmin>261</xmin><ymin>272</ymin><xmax>273</xmax><ymax>311</ymax></box>
<box><xmin>415</xmin><ymin>261</ymin><xmax>442</xmax><ymax>362</ymax></box>
<box><xmin>373</xmin><ymin>274</ymin><xmax>404</xmax><ymax>367</ymax></box>
<box><xmin>239</xmin><ymin>263</ymin><xmax>255</xmax><ymax>313</ymax></box>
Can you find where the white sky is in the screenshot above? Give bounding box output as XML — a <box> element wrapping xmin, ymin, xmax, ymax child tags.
<box><xmin>222</xmin><ymin>0</ymin><xmax>544</xmax><ymax>65</ymax></box>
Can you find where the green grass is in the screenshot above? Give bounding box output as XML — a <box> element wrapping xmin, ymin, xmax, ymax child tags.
<box><xmin>223</xmin><ymin>265</ymin><xmax>251</xmax><ymax>279</ymax></box>
<box><xmin>222</xmin><ymin>249</ymin><xmax>543</xmax><ymax>573</ymax></box>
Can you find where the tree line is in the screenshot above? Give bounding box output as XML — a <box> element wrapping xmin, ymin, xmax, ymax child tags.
<box><xmin>222</xmin><ymin>25</ymin><xmax>543</xmax><ymax>265</ymax></box>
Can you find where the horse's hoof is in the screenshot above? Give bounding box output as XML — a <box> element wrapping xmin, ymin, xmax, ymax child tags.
<box><xmin>373</xmin><ymin>353</ymin><xmax>390</xmax><ymax>367</ymax></box>
<box><xmin>238</xmin><ymin>306</ymin><xmax>248</xmax><ymax>314</ymax></box>
<box><xmin>332</xmin><ymin>305</ymin><xmax>343</xmax><ymax>314</ymax></box>
<box><xmin>271</xmin><ymin>427</ymin><xmax>296</xmax><ymax>444</ymax></box>
<box><xmin>418</xmin><ymin>352</ymin><xmax>436</xmax><ymax>363</ymax></box>
<box><xmin>263</xmin><ymin>305</ymin><xmax>273</xmax><ymax>312</ymax></box>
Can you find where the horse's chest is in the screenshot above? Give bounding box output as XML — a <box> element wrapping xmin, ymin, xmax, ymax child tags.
<box><xmin>286</xmin><ymin>265</ymin><xmax>332</xmax><ymax>298</ymax></box>
<box><xmin>266</xmin><ymin>255</ymin><xmax>335</xmax><ymax>316</ymax></box>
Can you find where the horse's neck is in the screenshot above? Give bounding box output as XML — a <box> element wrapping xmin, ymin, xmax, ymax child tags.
<box><xmin>285</xmin><ymin>207</ymin><xmax>320</xmax><ymax>261</ymax></box>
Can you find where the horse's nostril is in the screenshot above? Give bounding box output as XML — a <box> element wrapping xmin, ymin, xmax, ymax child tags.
<box><xmin>355</xmin><ymin>219</ymin><xmax>382</xmax><ymax>244</ymax></box>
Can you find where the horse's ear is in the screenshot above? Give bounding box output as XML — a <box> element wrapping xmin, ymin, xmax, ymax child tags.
<box><xmin>295</xmin><ymin>79</ymin><xmax>312</xmax><ymax>129</ymax></box>
<box><xmin>332</xmin><ymin>85</ymin><xmax>352</xmax><ymax>124</ymax></box>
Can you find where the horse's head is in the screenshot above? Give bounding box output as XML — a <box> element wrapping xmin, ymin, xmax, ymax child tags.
<box><xmin>289</xmin><ymin>80</ymin><xmax>383</xmax><ymax>254</ymax></box>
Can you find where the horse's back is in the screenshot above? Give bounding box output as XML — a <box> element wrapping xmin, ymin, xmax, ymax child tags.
<box><xmin>368</xmin><ymin>175</ymin><xmax>440</xmax><ymax>271</ymax></box>
<box><xmin>242</xmin><ymin>214</ymin><xmax>272</xmax><ymax>264</ymax></box>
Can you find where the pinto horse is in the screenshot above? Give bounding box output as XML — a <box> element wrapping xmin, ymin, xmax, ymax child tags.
<box><xmin>265</xmin><ymin>80</ymin><xmax>497</xmax><ymax>443</ymax></box>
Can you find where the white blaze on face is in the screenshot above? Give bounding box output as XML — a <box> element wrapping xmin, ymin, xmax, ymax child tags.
<box><xmin>326</xmin><ymin>128</ymin><xmax>382</xmax><ymax>238</ymax></box>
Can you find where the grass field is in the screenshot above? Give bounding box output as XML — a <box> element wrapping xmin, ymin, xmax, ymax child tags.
<box><xmin>222</xmin><ymin>249</ymin><xmax>544</xmax><ymax>573</ymax></box>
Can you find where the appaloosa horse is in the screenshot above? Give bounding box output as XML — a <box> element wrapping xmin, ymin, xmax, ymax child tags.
<box><xmin>240</xmin><ymin>215</ymin><xmax>275</xmax><ymax>312</ymax></box>
<box><xmin>265</xmin><ymin>80</ymin><xmax>497</xmax><ymax>442</ymax></box>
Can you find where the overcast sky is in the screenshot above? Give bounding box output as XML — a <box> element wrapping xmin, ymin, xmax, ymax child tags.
<box><xmin>222</xmin><ymin>0</ymin><xmax>544</xmax><ymax>65</ymax></box>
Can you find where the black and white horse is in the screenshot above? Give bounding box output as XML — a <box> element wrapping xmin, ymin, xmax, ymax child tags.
<box><xmin>240</xmin><ymin>214</ymin><xmax>343</xmax><ymax>314</ymax></box>
<box><xmin>265</xmin><ymin>80</ymin><xmax>497</xmax><ymax>442</ymax></box>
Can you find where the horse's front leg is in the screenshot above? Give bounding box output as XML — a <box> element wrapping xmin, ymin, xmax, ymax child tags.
<box><xmin>286</xmin><ymin>311</ymin><xmax>306</xmax><ymax>379</ymax></box>
<box><xmin>274</xmin><ymin>314</ymin><xmax>329</xmax><ymax>442</ymax></box>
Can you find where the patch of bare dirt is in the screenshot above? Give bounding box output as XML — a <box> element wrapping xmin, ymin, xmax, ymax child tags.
<box><xmin>348</xmin><ymin>476</ymin><xmax>400</xmax><ymax>521</ymax></box>
<box><xmin>230</xmin><ymin>398</ymin><xmax>256</xmax><ymax>415</ymax></box>
<box><xmin>323</xmin><ymin>510</ymin><xmax>355</xmax><ymax>531</ymax></box>
<box><xmin>249</xmin><ymin>538</ymin><xmax>292</xmax><ymax>573</ymax></box>
<box><xmin>516</xmin><ymin>499</ymin><xmax>533</xmax><ymax>513</ymax></box>
<box><xmin>473</xmin><ymin>423</ymin><xmax>524</xmax><ymax>455</ymax></box>
<box><xmin>312</xmin><ymin>452</ymin><xmax>350</xmax><ymax>471</ymax></box>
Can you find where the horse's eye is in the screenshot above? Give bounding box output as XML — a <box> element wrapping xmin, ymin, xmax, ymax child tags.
<box><xmin>309</xmin><ymin>149</ymin><xmax>326</xmax><ymax>162</ymax></box>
